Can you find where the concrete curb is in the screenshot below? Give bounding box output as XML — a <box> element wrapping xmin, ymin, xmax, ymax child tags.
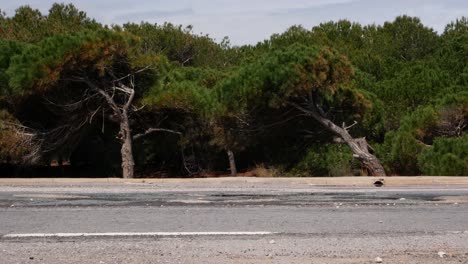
<box><xmin>0</xmin><ymin>176</ymin><xmax>467</xmax><ymax>187</ymax></box>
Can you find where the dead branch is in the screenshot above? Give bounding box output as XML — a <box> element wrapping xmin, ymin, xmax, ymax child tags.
<box><xmin>111</xmin><ymin>66</ymin><xmax>151</xmax><ymax>83</ymax></box>
<box><xmin>133</xmin><ymin>128</ymin><xmax>182</xmax><ymax>141</ymax></box>
<box><xmin>343</xmin><ymin>121</ymin><xmax>358</xmax><ymax>131</ymax></box>
<box><xmin>2</xmin><ymin>121</ymin><xmax>42</xmax><ymax>164</ymax></box>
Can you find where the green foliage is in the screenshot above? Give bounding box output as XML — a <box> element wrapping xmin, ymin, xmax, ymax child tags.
<box><xmin>292</xmin><ymin>144</ymin><xmax>355</xmax><ymax>176</ymax></box>
<box><xmin>44</xmin><ymin>3</ymin><xmax>100</xmax><ymax>35</ymax></box>
<box><xmin>378</xmin><ymin>131</ymin><xmax>425</xmax><ymax>175</ymax></box>
<box><xmin>144</xmin><ymin>66</ymin><xmax>224</xmax><ymax>116</ymax></box>
<box><xmin>380</xmin><ymin>16</ymin><xmax>439</xmax><ymax>62</ymax></box>
<box><xmin>6</xmin><ymin>29</ymin><xmax>154</xmax><ymax>94</ymax></box>
<box><xmin>378</xmin><ymin>92</ymin><xmax>467</xmax><ymax>175</ymax></box>
<box><xmin>0</xmin><ymin>4</ymin><xmax>101</xmax><ymax>43</ymax></box>
<box><xmin>418</xmin><ymin>135</ymin><xmax>468</xmax><ymax>176</ymax></box>
<box><xmin>217</xmin><ymin>44</ymin><xmax>355</xmax><ymax>111</ymax></box>
<box><xmin>0</xmin><ymin>6</ymin><xmax>43</xmax><ymax>42</ymax></box>
<box><xmin>353</xmin><ymin>71</ymin><xmax>385</xmax><ymax>137</ymax></box>
<box><xmin>438</xmin><ymin>17</ymin><xmax>468</xmax><ymax>85</ymax></box>
<box><xmin>119</xmin><ymin>22</ymin><xmax>232</xmax><ymax>68</ymax></box>
<box><xmin>0</xmin><ymin>40</ymin><xmax>28</xmax><ymax>96</ymax></box>
<box><xmin>265</xmin><ymin>25</ymin><xmax>320</xmax><ymax>51</ymax></box>
<box><xmin>376</xmin><ymin>62</ymin><xmax>451</xmax><ymax>130</ymax></box>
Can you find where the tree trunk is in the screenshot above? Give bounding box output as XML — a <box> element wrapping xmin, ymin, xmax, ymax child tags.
<box><xmin>296</xmin><ymin>103</ymin><xmax>386</xmax><ymax>176</ymax></box>
<box><xmin>226</xmin><ymin>149</ymin><xmax>237</xmax><ymax>176</ymax></box>
<box><xmin>347</xmin><ymin>137</ymin><xmax>386</xmax><ymax>177</ymax></box>
<box><xmin>86</xmin><ymin>74</ymin><xmax>140</xmax><ymax>179</ymax></box>
<box><xmin>315</xmin><ymin>115</ymin><xmax>385</xmax><ymax>176</ymax></box>
<box><xmin>120</xmin><ymin>112</ymin><xmax>135</xmax><ymax>179</ymax></box>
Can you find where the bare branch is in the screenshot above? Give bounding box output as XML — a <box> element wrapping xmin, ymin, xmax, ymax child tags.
<box><xmin>181</xmin><ymin>56</ymin><xmax>193</xmax><ymax>66</ymax></box>
<box><xmin>132</xmin><ymin>104</ymin><xmax>146</xmax><ymax>112</ymax></box>
<box><xmin>121</xmin><ymin>83</ymin><xmax>135</xmax><ymax>111</ymax></box>
<box><xmin>112</xmin><ymin>85</ymin><xmax>133</xmax><ymax>94</ymax></box>
<box><xmin>96</xmin><ymin>89</ymin><xmax>122</xmax><ymax>117</ymax></box>
<box><xmin>89</xmin><ymin>106</ymin><xmax>102</xmax><ymax>124</ymax></box>
<box><xmin>133</xmin><ymin>128</ymin><xmax>182</xmax><ymax>141</ymax></box>
<box><xmin>112</xmin><ymin>66</ymin><xmax>152</xmax><ymax>83</ymax></box>
<box><xmin>2</xmin><ymin>121</ymin><xmax>42</xmax><ymax>164</ymax></box>
<box><xmin>343</xmin><ymin>121</ymin><xmax>358</xmax><ymax>131</ymax></box>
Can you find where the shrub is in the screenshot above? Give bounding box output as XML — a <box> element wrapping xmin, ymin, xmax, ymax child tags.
<box><xmin>292</xmin><ymin>144</ymin><xmax>356</xmax><ymax>176</ymax></box>
<box><xmin>418</xmin><ymin>135</ymin><xmax>467</xmax><ymax>176</ymax></box>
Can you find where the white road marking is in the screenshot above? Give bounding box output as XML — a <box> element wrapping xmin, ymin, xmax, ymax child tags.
<box><xmin>3</xmin><ymin>231</ymin><xmax>276</xmax><ymax>238</ymax></box>
<box><xmin>13</xmin><ymin>194</ymin><xmax>90</xmax><ymax>199</ymax></box>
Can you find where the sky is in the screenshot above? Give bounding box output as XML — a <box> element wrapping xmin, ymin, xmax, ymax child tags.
<box><xmin>1</xmin><ymin>0</ymin><xmax>467</xmax><ymax>45</ymax></box>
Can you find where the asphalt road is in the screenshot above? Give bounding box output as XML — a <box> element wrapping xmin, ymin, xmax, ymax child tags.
<box><xmin>1</xmin><ymin>180</ymin><xmax>468</xmax><ymax>263</ymax></box>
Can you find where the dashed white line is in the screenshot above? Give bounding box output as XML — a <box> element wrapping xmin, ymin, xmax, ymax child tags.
<box><xmin>3</xmin><ymin>231</ymin><xmax>276</xmax><ymax>238</ymax></box>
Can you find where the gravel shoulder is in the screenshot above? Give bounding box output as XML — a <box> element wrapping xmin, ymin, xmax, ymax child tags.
<box><xmin>2</xmin><ymin>234</ymin><xmax>468</xmax><ymax>264</ymax></box>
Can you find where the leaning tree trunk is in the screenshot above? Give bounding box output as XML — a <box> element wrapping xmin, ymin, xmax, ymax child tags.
<box><xmin>226</xmin><ymin>149</ymin><xmax>238</xmax><ymax>176</ymax></box>
<box><xmin>120</xmin><ymin>111</ymin><xmax>135</xmax><ymax>179</ymax></box>
<box><xmin>314</xmin><ymin>113</ymin><xmax>385</xmax><ymax>176</ymax></box>
<box><xmin>294</xmin><ymin>103</ymin><xmax>386</xmax><ymax>176</ymax></box>
<box><xmin>346</xmin><ymin>137</ymin><xmax>386</xmax><ymax>177</ymax></box>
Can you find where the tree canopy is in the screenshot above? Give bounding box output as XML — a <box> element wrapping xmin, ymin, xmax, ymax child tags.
<box><xmin>0</xmin><ymin>3</ymin><xmax>466</xmax><ymax>177</ymax></box>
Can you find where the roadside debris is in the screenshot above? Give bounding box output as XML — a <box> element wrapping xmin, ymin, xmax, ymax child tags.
<box><xmin>269</xmin><ymin>240</ymin><xmax>276</xmax><ymax>244</ymax></box>
<box><xmin>438</xmin><ymin>251</ymin><xmax>447</xmax><ymax>258</ymax></box>
<box><xmin>375</xmin><ymin>256</ymin><xmax>383</xmax><ymax>263</ymax></box>
<box><xmin>399</xmin><ymin>198</ymin><xmax>406</xmax><ymax>201</ymax></box>
<box><xmin>374</xmin><ymin>179</ymin><xmax>385</xmax><ymax>187</ymax></box>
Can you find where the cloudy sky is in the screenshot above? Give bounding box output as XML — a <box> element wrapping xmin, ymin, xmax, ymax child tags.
<box><xmin>2</xmin><ymin>0</ymin><xmax>467</xmax><ymax>45</ymax></box>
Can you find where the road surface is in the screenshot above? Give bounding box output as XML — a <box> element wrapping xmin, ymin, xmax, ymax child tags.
<box><xmin>0</xmin><ymin>178</ymin><xmax>467</xmax><ymax>263</ymax></box>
